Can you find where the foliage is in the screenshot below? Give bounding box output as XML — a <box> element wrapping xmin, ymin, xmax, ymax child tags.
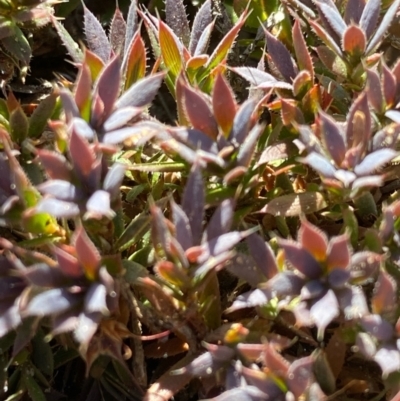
<box><xmin>2</xmin><ymin>0</ymin><xmax>400</xmax><ymax>400</ymax></box>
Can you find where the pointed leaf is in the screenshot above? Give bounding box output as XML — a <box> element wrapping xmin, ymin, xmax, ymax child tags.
<box><xmin>359</xmin><ymin>0</ymin><xmax>380</xmax><ymax>39</ymax></box>
<box><xmin>115</xmin><ymin>72</ymin><xmax>165</xmax><ymax>108</ymax></box>
<box><xmin>318</xmin><ymin>2</ymin><xmax>347</xmax><ymax>37</ymax></box>
<box><xmin>366</xmin><ymin>69</ymin><xmax>384</xmax><ymax>113</ymax></box>
<box><xmin>122</xmin><ymin>32</ymin><xmax>147</xmax><ymax>89</ymax></box>
<box><xmin>310</xmin><ymin>289</ymin><xmax>339</xmax><ymax>340</ymax></box>
<box><xmin>326</xmin><ymin>234</ymin><xmax>351</xmax><ymax>269</ymax></box>
<box><xmin>166</xmin><ymin>0</ymin><xmax>190</xmax><ymax>47</ymax></box>
<box><xmin>83</xmin><ymin>5</ymin><xmax>111</xmax><ymax>62</ymax></box>
<box><xmin>206</xmin><ymin>199</ymin><xmax>234</xmax><ymax>240</ymax></box>
<box><xmin>171</xmin><ymin>200</ymin><xmax>193</xmax><ymax>251</ymax></box>
<box><xmin>354</xmin><ymin>148</ymin><xmax>397</xmax><ymax>175</ymax></box>
<box><xmin>124</xmin><ymin>0</ymin><xmax>138</xmax><ymax>56</ymax></box>
<box><xmin>293</xmin><ymin>19</ymin><xmax>314</xmax><ymax>82</ymax></box>
<box><xmin>28</xmin><ymin>92</ymin><xmax>57</xmax><ymax>139</ymax></box>
<box><xmin>298</xmin><ymin>219</ymin><xmax>328</xmax><ymax>261</ymax></box>
<box><xmin>371</xmin><ymin>270</ymin><xmax>397</xmax><ymax>315</ymax></box>
<box><xmin>69</xmin><ymin>123</ymin><xmax>95</xmax><ymax>176</ymax></box>
<box><xmin>189</xmin><ymin>0</ymin><xmax>212</xmax><ymax>54</ymax></box>
<box><xmin>299</xmin><ymin>152</ymin><xmax>337</xmax><ymax>177</ymax></box>
<box><xmin>109</xmin><ymin>7</ymin><xmax>126</xmax><ymax>55</ymax></box>
<box><xmin>74</xmin><ymin>226</ymin><xmax>101</xmax><ymax>280</ymax></box>
<box><xmin>265</xmin><ymin>30</ymin><xmax>297</xmax><ymax>82</ymax></box>
<box><xmin>212</xmin><ymin>73</ymin><xmax>237</xmax><ymax>135</ymax></box>
<box><xmin>35</xmin><ymin>198</ymin><xmax>79</xmax><ymax>218</ymax></box>
<box><xmin>229</xmin><ymin>98</ymin><xmax>256</xmax><ymax>145</ymax></box>
<box><xmin>246</xmin><ymin>234</ymin><xmax>278</xmax><ymax>280</ymax></box>
<box><xmin>182</xmin><ymin>162</ymin><xmax>204</xmax><ymax>245</ymax></box>
<box><xmin>344</xmin><ymin>0</ymin><xmax>365</xmax><ymax>24</ymax></box>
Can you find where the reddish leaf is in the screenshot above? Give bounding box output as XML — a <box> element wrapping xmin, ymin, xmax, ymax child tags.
<box><xmin>346</xmin><ymin>92</ymin><xmax>371</xmax><ymax>148</ymax></box>
<box><xmin>229</xmin><ymin>98</ymin><xmax>256</xmax><ymax>145</ymax></box>
<box><xmin>69</xmin><ymin>123</ymin><xmax>96</xmax><ymax>176</ymax></box>
<box><xmin>309</xmin><ymin>20</ymin><xmax>343</xmax><ymax>57</ymax></box>
<box><xmin>36</xmin><ymin>149</ymin><xmax>71</xmax><ymax>181</ymax></box>
<box><xmin>342</xmin><ymin>25</ymin><xmax>366</xmax><ymax>55</ymax></box>
<box><xmin>293</xmin><ymin>19</ymin><xmax>314</xmax><ymax>82</ymax></box>
<box><xmin>212</xmin><ymin>73</ymin><xmax>237</xmax><ymax>135</ymax></box>
<box><xmin>298</xmin><ymin>219</ymin><xmax>328</xmax><ymax>262</ymax></box>
<box><xmin>372</xmin><ymin>270</ymin><xmax>397</xmax><ymax>315</ymax></box>
<box><xmin>183</xmin><ymin>83</ymin><xmax>218</xmax><ymax>139</ymax></box>
<box><xmin>366</xmin><ymin>69</ymin><xmax>384</xmax><ymax>114</ymax></box>
<box><xmin>74</xmin><ymin>226</ymin><xmax>101</xmax><ymax>280</ymax></box>
<box><xmin>326</xmin><ymin>234</ymin><xmax>351</xmax><ymax>269</ymax></box>
<box><xmin>382</xmin><ymin>62</ymin><xmax>397</xmax><ymax>107</ymax></box>
<box><xmin>54</xmin><ymin>246</ymin><xmax>82</xmax><ymax>277</ymax></box>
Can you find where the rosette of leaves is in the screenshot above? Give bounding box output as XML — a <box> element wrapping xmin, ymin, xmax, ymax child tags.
<box><xmin>356</xmin><ymin>270</ymin><xmax>400</xmax><ymax>378</ymax></box>
<box><xmin>228</xmin><ymin>219</ymin><xmax>381</xmax><ymax>341</ymax></box>
<box><xmin>19</xmin><ymin>226</ymin><xmax>123</xmax><ymax>367</ymax></box>
<box><xmin>34</xmin><ymin>118</ymin><xmax>127</xmax><ymax>220</ymax></box>
<box><xmin>134</xmin><ymin>162</ymin><xmax>255</xmax><ymax>399</ymax></box>
<box><xmin>0</xmin><ymin>0</ymin><xmax>55</xmax><ymax>81</ymax></box>
<box><xmin>140</xmin><ymin>0</ymin><xmax>249</xmax><ymax>95</ymax></box>
<box><xmin>160</xmin><ymin>72</ymin><xmax>265</xmax><ymax>195</ymax></box>
<box><xmin>297</xmin><ymin>92</ymin><xmax>399</xmax><ymax>197</ymax></box>
<box><xmin>286</xmin><ymin>0</ymin><xmax>400</xmax><ymax>87</ymax></box>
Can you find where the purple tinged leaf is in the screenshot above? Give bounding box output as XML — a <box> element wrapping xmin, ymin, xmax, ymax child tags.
<box><xmin>59</xmin><ymin>90</ymin><xmax>80</xmax><ymax>123</ymax></box>
<box><xmin>197</xmin><ymin>230</ymin><xmax>248</xmax><ymax>265</ymax></box>
<box><xmin>103</xmin><ymin>107</ymin><xmax>142</xmax><ymax>131</ymax></box>
<box><xmin>319</xmin><ymin>111</ymin><xmax>346</xmax><ymax>166</ymax></box>
<box><xmin>195</xmin><ymin>250</ymin><xmax>234</xmax><ymax>278</ymax></box>
<box><xmin>193</xmin><ymin>22</ymin><xmax>214</xmax><ymax>56</ymax></box>
<box><xmin>183</xmin><ymin>84</ymin><xmax>218</xmax><ymax>139</ymax></box>
<box><xmin>169</xmin><ymin>127</ymin><xmax>217</xmax><ymax>153</ymax></box>
<box><xmin>115</xmin><ymin>72</ymin><xmax>165</xmax><ymax>109</ymax></box>
<box><xmin>346</xmin><ymin>92</ymin><xmax>371</xmax><ymax>148</ymax></box>
<box><xmin>301</xmin><ymin>280</ymin><xmax>326</xmax><ymax>300</ymax></box>
<box><xmin>124</xmin><ymin>0</ymin><xmax>138</xmax><ymax>56</ymax></box>
<box><xmin>83</xmin><ymin>5</ymin><xmax>111</xmax><ymax>63</ymax></box>
<box><xmin>23</xmin><ymin>263</ymin><xmax>65</xmax><ymax>287</ymax></box>
<box><xmin>182</xmin><ymin>162</ymin><xmax>204</xmax><ymax>246</ymax></box>
<box><xmin>94</xmin><ymin>55</ymin><xmax>121</xmax><ymax>122</ymax></box>
<box><xmin>189</xmin><ymin>0</ymin><xmax>212</xmax><ymax>55</ymax></box>
<box><xmin>0</xmin><ymin>303</ymin><xmax>21</xmax><ymax>338</ymax></box>
<box><xmin>171</xmin><ymin>201</ymin><xmax>193</xmax><ymax>251</ymax></box>
<box><xmin>226</xmin><ymin>252</ymin><xmax>267</xmax><ymax>287</ymax></box>
<box><xmin>264</xmin><ymin>30</ymin><xmax>297</xmax><ymax>82</ymax></box>
<box><xmin>86</xmin><ymin>190</ymin><xmax>114</xmax><ymax>219</ymax></box>
<box><xmin>382</xmin><ymin>62</ymin><xmax>397</xmax><ymax>107</ymax></box>
<box><xmin>166</xmin><ymin>0</ymin><xmax>190</xmax><ymax>47</ymax></box>
<box><xmin>227</xmin><ymin>288</ymin><xmax>269</xmax><ymax>311</ymax></box>
<box><xmin>367</xmin><ymin>0</ymin><xmax>400</xmax><ymax>54</ymax></box>
<box><xmin>360</xmin><ymin>315</ymin><xmax>393</xmax><ymax>341</ymax></box>
<box><xmin>109</xmin><ymin>7</ymin><xmax>126</xmax><ymax>55</ymax></box>
<box><xmin>337</xmin><ymin>286</ymin><xmax>369</xmax><ymax>319</ymax></box>
<box><xmin>366</xmin><ymin>69</ymin><xmax>384</xmax><ymax>114</ymax></box>
<box><xmin>374</xmin><ymin>346</ymin><xmax>400</xmax><ymax>377</ymax></box>
<box><xmin>71</xmin><ymin>117</ymin><xmax>94</xmax><ymax>140</ymax></box>
<box><xmin>246</xmin><ymin>234</ymin><xmax>278</xmax><ymax>280</ymax></box>
<box><xmin>278</xmin><ymin>239</ymin><xmax>322</xmax><ymax>279</ymax></box>
<box><xmin>299</xmin><ymin>152</ymin><xmax>336</xmax><ymax>177</ymax></box>
<box><xmin>372</xmin><ymin>270</ymin><xmax>397</xmax><ymax>315</ymax></box>
<box><xmin>384</xmin><ymin>110</ymin><xmax>400</xmax><ymax>123</ymax></box>
<box><xmin>310</xmin><ymin>289</ymin><xmax>339</xmax><ymax>340</ymax></box>
<box><xmin>298</xmin><ymin>219</ymin><xmax>328</xmax><ymax>261</ymax></box>
<box><xmin>84</xmin><ymin>283</ymin><xmax>109</xmax><ymax>314</ymax></box>
<box><xmin>69</xmin><ymin>125</ymin><xmax>96</xmax><ymax>176</ymax></box>
<box><xmin>237</xmin><ymin>123</ymin><xmax>264</xmax><ymax>167</ymax></box>
<box><xmin>36</xmin><ymin>149</ymin><xmax>71</xmax><ymax>181</ymax></box>
<box><xmin>350</xmin><ymin>251</ymin><xmax>380</xmax><ymax>284</ymax></box>
<box><xmin>334</xmin><ymin>169</ymin><xmax>356</xmax><ymax>187</ymax></box>
<box><xmin>206</xmin><ymin>199</ymin><xmax>234</xmax><ymax>240</ymax></box>
<box><xmin>229</xmin><ymin>98</ymin><xmax>256</xmax><ymax>145</ymax></box>
<box><xmin>287</xmin><ymin>356</ymin><xmax>314</xmax><ymax>398</ymax></box>
<box><xmin>344</xmin><ymin>0</ymin><xmax>365</xmax><ymax>24</ymax></box>
<box><xmin>23</xmin><ymin>289</ymin><xmax>80</xmax><ymax>317</ymax></box>
<box><xmin>54</xmin><ymin>246</ymin><xmax>82</xmax><ymax>277</ymax></box>
<box><xmin>317</xmin><ymin>2</ymin><xmax>347</xmax><ymax>37</ymax></box>
<box><xmin>328</xmin><ymin>268</ymin><xmax>350</xmax><ymax>288</ymax></box>
<box><xmin>103</xmin><ymin>163</ymin><xmax>126</xmax><ymax>200</ymax></box>
<box><xmin>35</xmin><ymin>198</ymin><xmax>79</xmax><ymax>218</ymax></box>
<box><xmin>359</xmin><ymin>0</ymin><xmax>380</xmax><ymax>39</ymax></box>
<box><xmin>37</xmin><ymin>180</ymin><xmax>79</xmax><ymax>202</ymax></box>
<box><xmin>354</xmin><ymin>148</ymin><xmax>397</xmax><ymax>175</ymax></box>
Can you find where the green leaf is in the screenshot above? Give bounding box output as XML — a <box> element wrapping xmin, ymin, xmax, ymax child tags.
<box><xmin>28</xmin><ymin>93</ymin><xmax>57</xmax><ymax>139</ymax></box>
<box><xmin>31</xmin><ymin>330</ymin><xmax>53</xmax><ymax>377</ymax></box>
<box><xmin>24</xmin><ymin>373</ymin><xmax>46</xmax><ymax>401</ymax></box>
<box><xmin>10</xmin><ymin>106</ymin><xmax>28</xmax><ymax>143</ymax></box>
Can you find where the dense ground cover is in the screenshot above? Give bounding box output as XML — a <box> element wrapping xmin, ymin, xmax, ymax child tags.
<box><xmin>2</xmin><ymin>0</ymin><xmax>400</xmax><ymax>400</ymax></box>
